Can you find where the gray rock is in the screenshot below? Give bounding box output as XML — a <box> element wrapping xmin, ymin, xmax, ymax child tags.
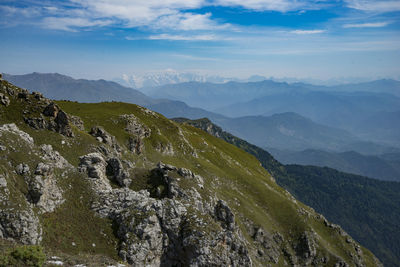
<box><xmin>0</xmin><ymin>175</ymin><xmax>7</xmax><ymax>188</ymax></box>
<box><xmin>27</xmin><ymin>175</ymin><xmax>45</xmax><ymax>204</ymax></box>
<box><xmin>295</xmin><ymin>231</ymin><xmax>317</xmax><ymax>265</ymax></box>
<box><xmin>41</xmin><ymin>144</ymin><xmax>71</xmax><ymax>169</ymax></box>
<box><xmin>106</xmin><ymin>157</ymin><xmax>131</xmax><ymax>187</ymax></box>
<box><xmin>214</xmin><ymin>200</ymin><xmax>235</xmax><ymax>230</ymax></box>
<box><xmin>43</xmin><ymin>103</ymin><xmax>60</xmax><ymax>117</ymax></box>
<box><xmin>0</xmin><ymin>208</ymin><xmax>42</xmax><ymax>245</ymax></box>
<box><xmin>0</xmin><ymin>93</ymin><xmax>10</xmax><ymax>106</ymax></box>
<box><xmin>34</xmin><ymin>162</ymin><xmax>51</xmax><ymax>176</ymax></box>
<box><xmin>69</xmin><ymin>115</ymin><xmax>85</xmax><ymax>131</ymax></box>
<box><xmin>0</xmin><ymin>123</ymin><xmax>34</xmax><ymax>144</ymax></box>
<box><xmin>54</xmin><ymin>110</ymin><xmax>74</xmax><ymax>137</ymax></box>
<box><xmin>16</xmin><ymin>163</ymin><xmax>30</xmax><ymax>176</ymax></box>
<box><xmin>120</xmin><ymin>114</ymin><xmax>150</xmax><ymax>154</ymax></box>
<box><xmin>90</xmin><ymin>126</ymin><xmax>120</xmax><ymax>152</ymax></box>
<box><xmin>79</xmin><ymin>153</ymin><xmax>107</xmax><ymax>179</ymax></box>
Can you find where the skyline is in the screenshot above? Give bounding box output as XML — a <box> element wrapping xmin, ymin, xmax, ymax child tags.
<box><xmin>0</xmin><ymin>0</ymin><xmax>399</xmax><ymax>81</ymax></box>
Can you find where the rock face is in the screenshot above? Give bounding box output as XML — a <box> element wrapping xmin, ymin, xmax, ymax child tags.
<box><xmin>24</xmin><ymin>103</ymin><xmax>74</xmax><ymax>137</ymax></box>
<box><xmin>0</xmin><ymin>208</ymin><xmax>42</xmax><ymax>245</ymax></box>
<box><xmin>120</xmin><ymin>114</ymin><xmax>150</xmax><ymax>154</ymax></box>
<box><xmin>85</xmin><ymin>161</ymin><xmax>251</xmax><ymax>266</ymax></box>
<box><xmin>0</xmin><ymin>93</ymin><xmax>10</xmax><ymax>106</ymax></box>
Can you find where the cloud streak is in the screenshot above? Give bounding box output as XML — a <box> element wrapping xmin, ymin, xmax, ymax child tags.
<box><xmin>344</xmin><ymin>0</ymin><xmax>400</xmax><ymax>12</ymax></box>
<box><xmin>343</xmin><ymin>21</ymin><xmax>391</xmax><ymax>28</ymax></box>
<box><xmin>290</xmin><ymin>29</ymin><xmax>326</xmax><ymax>34</ymax></box>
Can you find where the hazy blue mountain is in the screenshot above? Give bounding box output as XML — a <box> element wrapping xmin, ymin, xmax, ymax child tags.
<box><xmin>146</xmin><ymin>100</ymin><xmax>227</xmax><ymax>123</ymax></box>
<box><xmin>147</xmin><ymin>80</ymin><xmax>307</xmax><ymax>111</ymax></box>
<box><xmin>216</xmin><ymin>91</ymin><xmax>400</xmax><ymax>147</ymax></box>
<box><xmin>2</xmin><ymin>72</ymin><xmax>225</xmax><ymax>122</ymax></box>
<box><xmin>216</xmin><ymin>112</ymin><xmax>360</xmax><ymax>152</ymax></box>
<box><xmin>3</xmin><ymin>72</ymin><xmax>154</xmax><ymax>106</ymax></box>
<box><xmin>268</xmin><ymin>148</ymin><xmax>400</xmax><ymax>182</ymax></box>
<box><xmin>331</xmin><ymin>79</ymin><xmax>400</xmax><ymax>96</ymax></box>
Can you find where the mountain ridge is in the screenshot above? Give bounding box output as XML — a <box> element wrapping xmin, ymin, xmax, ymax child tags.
<box><xmin>173</xmin><ymin>117</ymin><xmax>400</xmax><ymax>267</ymax></box>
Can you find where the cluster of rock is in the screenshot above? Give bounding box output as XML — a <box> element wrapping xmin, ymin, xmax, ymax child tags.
<box><xmin>120</xmin><ymin>114</ymin><xmax>151</xmax><ymax>154</ymax></box>
<box><xmin>0</xmin><ymin>124</ymin><xmax>71</xmax><ymax>246</ymax></box>
<box><xmin>24</xmin><ymin>102</ymin><xmax>75</xmax><ymax>137</ymax></box>
<box><xmin>79</xmin><ymin>153</ymin><xmax>251</xmax><ymax>266</ymax></box>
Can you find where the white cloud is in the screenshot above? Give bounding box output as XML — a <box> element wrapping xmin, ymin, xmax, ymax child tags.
<box><xmin>0</xmin><ymin>0</ymin><xmax>329</xmax><ymax>32</ymax></box>
<box><xmin>42</xmin><ymin>17</ymin><xmax>113</xmax><ymax>31</ymax></box>
<box><xmin>290</xmin><ymin>29</ymin><xmax>326</xmax><ymax>34</ymax></box>
<box><xmin>343</xmin><ymin>21</ymin><xmax>391</xmax><ymax>28</ymax></box>
<box><xmin>344</xmin><ymin>0</ymin><xmax>400</xmax><ymax>12</ymax></box>
<box><xmin>214</xmin><ymin>0</ymin><xmax>298</xmax><ymax>12</ymax></box>
<box><xmin>127</xmin><ymin>34</ymin><xmax>217</xmax><ymax>41</ymax></box>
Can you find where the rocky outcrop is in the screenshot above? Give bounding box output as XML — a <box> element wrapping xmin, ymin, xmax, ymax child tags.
<box><xmin>90</xmin><ymin>126</ymin><xmax>121</xmax><ymax>152</ymax></box>
<box><xmin>86</xmin><ymin>160</ymin><xmax>251</xmax><ymax>267</ymax></box>
<box><xmin>0</xmin><ymin>93</ymin><xmax>10</xmax><ymax>106</ymax></box>
<box><xmin>0</xmin><ymin>208</ymin><xmax>42</xmax><ymax>245</ymax></box>
<box><xmin>0</xmin><ymin>123</ymin><xmax>34</xmax><ymax>144</ymax></box>
<box><xmin>24</xmin><ymin>103</ymin><xmax>74</xmax><ymax>137</ymax></box>
<box><xmin>106</xmin><ymin>157</ymin><xmax>131</xmax><ymax>187</ymax></box>
<box><xmin>120</xmin><ymin>114</ymin><xmax>150</xmax><ymax>154</ymax></box>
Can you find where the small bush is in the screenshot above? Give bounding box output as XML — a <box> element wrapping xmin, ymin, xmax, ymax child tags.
<box><xmin>0</xmin><ymin>245</ymin><xmax>46</xmax><ymax>267</ymax></box>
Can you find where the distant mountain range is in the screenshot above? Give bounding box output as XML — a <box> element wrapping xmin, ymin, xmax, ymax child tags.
<box><xmin>4</xmin><ymin>72</ymin><xmax>398</xmax><ymax>156</ymax></box>
<box><xmin>268</xmin><ymin>148</ymin><xmax>400</xmax><ymax>182</ymax></box>
<box><xmin>148</xmin><ymin>79</ymin><xmax>400</xmax><ymax>148</ymax></box>
<box><xmin>3</xmin><ymin>72</ymin><xmax>155</xmax><ymax>106</ymax></box>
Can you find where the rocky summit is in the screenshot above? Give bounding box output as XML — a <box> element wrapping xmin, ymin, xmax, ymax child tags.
<box><xmin>0</xmin><ymin>78</ymin><xmax>382</xmax><ymax>266</ymax></box>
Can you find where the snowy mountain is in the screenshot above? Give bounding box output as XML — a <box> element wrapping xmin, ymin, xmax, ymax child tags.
<box><xmin>113</xmin><ymin>70</ymin><xmax>242</xmax><ymax>89</ymax></box>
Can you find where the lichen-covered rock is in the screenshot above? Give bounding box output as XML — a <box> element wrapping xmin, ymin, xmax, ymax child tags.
<box><xmin>34</xmin><ymin>163</ymin><xmax>51</xmax><ymax>176</ymax></box>
<box><xmin>120</xmin><ymin>114</ymin><xmax>150</xmax><ymax>154</ymax></box>
<box><xmin>40</xmin><ymin>144</ymin><xmax>71</xmax><ymax>169</ymax></box>
<box><xmin>90</xmin><ymin>126</ymin><xmax>120</xmax><ymax>152</ymax></box>
<box><xmin>295</xmin><ymin>231</ymin><xmax>317</xmax><ymax>265</ymax></box>
<box><xmin>43</xmin><ymin>103</ymin><xmax>59</xmax><ymax>117</ymax></box>
<box><xmin>0</xmin><ymin>123</ymin><xmax>34</xmax><ymax>144</ymax></box>
<box><xmin>27</xmin><ymin>175</ymin><xmax>45</xmax><ymax>204</ymax></box>
<box><xmin>35</xmin><ymin>175</ymin><xmax>64</xmax><ymax>214</ymax></box>
<box><xmin>0</xmin><ymin>93</ymin><xmax>10</xmax><ymax>106</ymax></box>
<box><xmin>16</xmin><ymin>163</ymin><xmax>30</xmax><ymax>176</ymax></box>
<box><xmin>24</xmin><ymin>103</ymin><xmax>74</xmax><ymax>137</ymax></box>
<box><xmin>106</xmin><ymin>157</ymin><xmax>131</xmax><ymax>187</ymax></box>
<box><xmin>79</xmin><ymin>153</ymin><xmax>107</xmax><ymax>179</ymax></box>
<box><xmin>69</xmin><ymin>115</ymin><xmax>85</xmax><ymax>131</ymax></box>
<box><xmin>214</xmin><ymin>200</ymin><xmax>235</xmax><ymax>231</ymax></box>
<box><xmin>0</xmin><ymin>208</ymin><xmax>42</xmax><ymax>245</ymax></box>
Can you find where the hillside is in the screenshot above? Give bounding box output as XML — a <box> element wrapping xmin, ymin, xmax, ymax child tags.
<box><xmin>174</xmin><ymin>117</ymin><xmax>400</xmax><ymax>267</ymax></box>
<box><xmin>0</xmin><ymin>77</ymin><xmax>383</xmax><ymax>266</ymax></box>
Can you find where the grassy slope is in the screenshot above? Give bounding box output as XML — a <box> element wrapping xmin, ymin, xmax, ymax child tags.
<box><xmin>175</xmin><ymin>118</ymin><xmax>400</xmax><ymax>267</ymax></box>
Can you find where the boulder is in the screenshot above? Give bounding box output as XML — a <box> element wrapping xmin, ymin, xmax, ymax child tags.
<box><xmin>34</xmin><ymin>162</ymin><xmax>51</xmax><ymax>176</ymax></box>
<box><xmin>214</xmin><ymin>200</ymin><xmax>235</xmax><ymax>231</ymax></box>
<box><xmin>43</xmin><ymin>103</ymin><xmax>59</xmax><ymax>117</ymax></box>
<box><xmin>106</xmin><ymin>157</ymin><xmax>131</xmax><ymax>187</ymax></box>
<box><xmin>0</xmin><ymin>93</ymin><xmax>10</xmax><ymax>106</ymax></box>
<box><xmin>79</xmin><ymin>153</ymin><xmax>107</xmax><ymax>179</ymax></box>
<box><xmin>16</xmin><ymin>163</ymin><xmax>30</xmax><ymax>176</ymax></box>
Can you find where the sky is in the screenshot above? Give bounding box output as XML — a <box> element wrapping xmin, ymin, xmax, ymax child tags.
<box><xmin>0</xmin><ymin>0</ymin><xmax>399</xmax><ymax>81</ymax></box>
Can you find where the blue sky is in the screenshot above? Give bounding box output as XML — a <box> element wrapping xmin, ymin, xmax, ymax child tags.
<box><xmin>0</xmin><ymin>0</ymin><xmax>399</xmax><ymax>81</ymax></box>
